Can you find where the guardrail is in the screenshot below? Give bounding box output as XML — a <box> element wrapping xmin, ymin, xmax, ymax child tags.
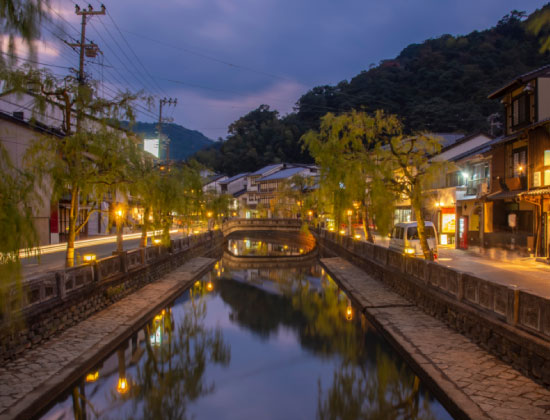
<box><xmin>12</xmin><ymin>231</ymin><xmax>221</xmax><ymax>317</ymax></box>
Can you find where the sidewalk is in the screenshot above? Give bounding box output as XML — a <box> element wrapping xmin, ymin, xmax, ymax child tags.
<box><xmin>372</xmin><ymin>235</ymin><xmax>550</xmax><ymax>299</ymax></box>
<box><xmin>322</xmin><ymin>257</ymin><xmax>550</xmax><ymax>420</ymax></box>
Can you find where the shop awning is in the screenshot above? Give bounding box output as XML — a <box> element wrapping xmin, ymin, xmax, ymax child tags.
<box><xmin>485</xmin><ymin>190</ymin><xmax>523</xmax><ymax>200</ymax></box>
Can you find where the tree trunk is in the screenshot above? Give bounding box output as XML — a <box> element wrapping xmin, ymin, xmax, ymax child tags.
<box><xmin>412</xmin><ymin>195</ymin><xmax>432</xmax><ymax>260</ymax></box>
<box><xmin>66</xmin><ymin>188</ymin><xmax>79</xmax><ymax>267</ymax></box>
<box><xmin>361</xmin><ymin>206</ymin><xmax>374</xmax><ymax>243</ymax></box>
<box><xmin>140</xmin><ymin>206</ymin><xmax>150</xmax><ymax>248</ymax></box>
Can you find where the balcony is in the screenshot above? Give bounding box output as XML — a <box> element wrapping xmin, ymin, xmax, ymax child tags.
<box><xmin>466</xmin><ymin>178</ymin><xmax>489</xmax><ymax>197</ymax></box>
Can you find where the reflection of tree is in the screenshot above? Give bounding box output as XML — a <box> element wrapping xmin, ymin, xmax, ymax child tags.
<box><xmin>108</xmin><ymin>291</ymin><xmax>230</xmax><ymax>420</ymax></box>
<box><xmin>317</xmin><ymin>351</ymin><xmax>438</xmax><ymax>420</ymax></box>
<box><xmin>219</xmin><ymin>266</ymin><xmax>442</xmax><ymax>419</ymax></box>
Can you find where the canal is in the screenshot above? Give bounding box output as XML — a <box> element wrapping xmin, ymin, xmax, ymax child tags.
<box><xmin>36</xmin><ymin>236</ymin><xmax>453</xmax><ymax>419</ymax></box>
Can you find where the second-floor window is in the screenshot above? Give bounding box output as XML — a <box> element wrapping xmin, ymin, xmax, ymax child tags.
<box><xmin>509</xmin><ymin>147</ymin><xmax>527</xmax><ymax>178</ymax></box>
<box><xmin>511</xmin><ymin>95</ymin><xmax>531</xmax><ymax>128</ymax></box>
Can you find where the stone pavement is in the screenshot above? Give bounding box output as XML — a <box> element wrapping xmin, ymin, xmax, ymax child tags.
<box><xmin>373</xmin><ymin>234</ymin><xmax>550</xmax><ymax>300</ymax></box>
<box><xmin>0</xmin><ymin>257</ymin><xmax>215</xmax><ymax>420</ymax></box>
<box><xmin>321</xmin><ymin>257</ymin><xmax>550</xmax><ymax>420</ymax></box>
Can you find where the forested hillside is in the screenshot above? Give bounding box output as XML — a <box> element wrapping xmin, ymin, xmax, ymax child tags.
<box><xmin>125</xmin><ymin>121</ymin><xmax>214</xmax><ymax>161</ymax></box>
<box><xmin>195</xmin><ymin>6</ymin><xmax>550</xmax><ymax>175</ymax></box>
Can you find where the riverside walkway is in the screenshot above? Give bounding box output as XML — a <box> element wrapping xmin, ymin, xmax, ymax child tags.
<box><xmin>0</xmin><ymin>257</ymin><xmax>215</xmax><ymax>420</ymax></box>
<box><xmin>322</xmin><ymin>257</ymin><xmax>550</xmax><ymax>420</ymax></box>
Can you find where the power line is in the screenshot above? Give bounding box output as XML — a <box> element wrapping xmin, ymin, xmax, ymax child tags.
<box><xmin>101</xmin><ymin>2</ymin><xmax>167</xmax><ymax>96</ymax></box>
<box><xmin>120</xmin><ymin>28</ymin><xmax>290</xmax><ymax>82</ymax></box>
<box><xmin>0</xmin><ymin>50</ymin><xmax>73</xmax><ymax>69</ymax></box>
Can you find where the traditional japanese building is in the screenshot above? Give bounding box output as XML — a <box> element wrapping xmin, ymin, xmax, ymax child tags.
<box><xmin>486</xmin><ymin>65</ymin><xmax>550</xmax><ymax>258</ymax></box>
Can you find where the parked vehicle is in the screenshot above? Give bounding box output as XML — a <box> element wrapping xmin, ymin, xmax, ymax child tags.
<box><xmin>389</xmin><ymin>221</ymin><xmax>438</xmax><ymax>258</ymax></box>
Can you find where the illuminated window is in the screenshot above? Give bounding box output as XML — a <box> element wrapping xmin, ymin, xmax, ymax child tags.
<box><xmin>545</xmin><ymin>150</ymin><xmax>550</xmax><ymax>166</ymax></box>
<box><xmin>545</xmin><ymin>170</ymin><xmax>550</xmax><ymax>186</ymax></box>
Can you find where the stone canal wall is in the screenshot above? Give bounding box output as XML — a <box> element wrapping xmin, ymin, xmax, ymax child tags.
<box><xmin>317</xmin><ymin>229</ymin><xmax>550</xmax><ymax>387</ymax></box>
<box><xmin>0</xmin><ymin>231</ymin><xmax>224</xmax><ymax>363</ymax></box>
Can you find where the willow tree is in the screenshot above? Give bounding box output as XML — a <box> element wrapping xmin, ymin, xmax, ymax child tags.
<box><xmin>373</xmin><ymin>111</ymin><xmax>446</xmax><ymax>259</ymax></box>
<box><xmin>5</xmin><ymin>67</ymin><xmax>143</xmax><ymax>266</ymax></box>
<box><xmin>302</xmin><ymin>110</ymin><xmax>396</xmax><ymax>242</ymax></box>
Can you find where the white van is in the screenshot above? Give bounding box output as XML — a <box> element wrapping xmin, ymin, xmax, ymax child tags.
<box><xmin>389</xmin><ymin>221</ymin><xmax>438</xmax><ymax>258</ymax></box>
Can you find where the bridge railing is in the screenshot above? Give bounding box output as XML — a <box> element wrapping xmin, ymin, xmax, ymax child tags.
<box><xmin>222</xmin><ymin>218</ymin><xmax>303</xmax><ymax>234</ymax></box>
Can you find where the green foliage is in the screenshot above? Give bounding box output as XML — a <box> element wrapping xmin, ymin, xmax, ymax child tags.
<box><xmin>302</xmin><ymin>110</ymin><xmax>397</xmax><ymax>239</ymax></box>
<box><xmin>0</xmin><ymin>0</ymin><xmax>45</xmax><ymax>69</ymax></box>
<box><xmin>195</xmin><ymin>105</ymin><xmax>313</xmax><ymax>175</ymax></box>
<box><xmin>195</xmin><ymin>6</ymin><xmax>550</xmax><ymax>174</ymax></box>
<box><xmin>0</xmin><ymin>143</ymin><xmax>37</xmax><ymax>322</ymax></box>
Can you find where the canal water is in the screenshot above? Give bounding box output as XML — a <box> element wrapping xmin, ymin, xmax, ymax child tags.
<box><xmin>37</xmin><ymin>239</ymin><xmax>454</xmax><ymax>420</ymax></box>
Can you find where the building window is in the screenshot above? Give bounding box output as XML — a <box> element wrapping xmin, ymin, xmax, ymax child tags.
<box><xmin>545</xmin><ymin>150</ymin><xmax>550</xmax><ymax>166</ymax></box>
<box><xmin>545</xmin><ymin>170</ymin><xmax>550</xmax><ymax>186</ymax></box>
<box><xmin>510</xmin><ymin>147</ymin><xmax>527</xmax><ymax>178</ymax></box>
<box><xmin>511</xmin><ymin>94</ymin><xmax>530</xmax><ymax>128</ymax></box>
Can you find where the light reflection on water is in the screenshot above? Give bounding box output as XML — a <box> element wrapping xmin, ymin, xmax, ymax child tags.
<box><xmin>37</xmin><ymin>257</ymin><xmax>454</xmax><ymax>420</ymax></box>
<box><xmin>227</xmin><ymin>238</ymin><xmax>307</xmax><ymax>256</ymax></box>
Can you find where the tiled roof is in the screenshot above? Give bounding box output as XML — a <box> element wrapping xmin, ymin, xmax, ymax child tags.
<box><xmin>519</xmin><ymin>188</ymin><xmax>550</xmax><ymax>197</ymax></box>
<box><xmin>250</xmin><ymin>164</ymin><xmax>282</xmax><ymax>176</ymax></box>
<box><xmin>258</xmin><ymin>167</ymin><xmax>306</xmax><ymax>181</ymax></box>
<box><xmin>219</xmin><ymin>172</ymin><xmax>249</xmax><ymax>185</ymax></box>
<box><xmin>488</xmin><ymin>64</ymin><xmax>550</xmax><ymax>99</ymax></box>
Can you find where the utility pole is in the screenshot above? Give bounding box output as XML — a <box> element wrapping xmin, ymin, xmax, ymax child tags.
<box><xmin>158</xmin><ymin>97</ymin><xmax>177</xmax><ymax>161</ymax></box>
<box><xmin>68</xmin><ymin>4</ymin><xmax>106</xmax><ymax>85</ymax></box>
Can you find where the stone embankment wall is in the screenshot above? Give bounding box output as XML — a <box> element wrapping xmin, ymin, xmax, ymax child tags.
<box><xmin>317</xmin><ymin>229</ymin><xmax>550</xmax><ymax>387</ymax></box>
<box><xmin>0</xmin><ymin>231</ymin><xmax>224</xmax><ymax>363</ymax></box>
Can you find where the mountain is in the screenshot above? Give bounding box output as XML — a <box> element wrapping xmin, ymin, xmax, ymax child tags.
<box><xmin>125</xmin><ymin>121</ymin><xmax>214</xmax><ymax>161</ymax></box>
<box><xmin>194</xmin><ymin>5</ymin><xmax>550</xmax><ymax>175</ymax></box>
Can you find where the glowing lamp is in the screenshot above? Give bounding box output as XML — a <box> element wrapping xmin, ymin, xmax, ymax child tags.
<box><xmin>354</xmin><ymin>234</ymin><xmax>361</xmax><ymax>240</ymax></box>
<box><xmin>339</xmin><ymin>230</ymin><xmax>346</xmax><ymax>235</ymax></box>
<box><xmin>404</xmin><ymin>247</ymin><xmax>415</xmax><ymax>255</ymax></box>
<box><xmin>207</xmin><ymin>211</ymin><xmax>213</xmax><ymax>218</ymax></box>
<box><xmin>115</xmin><ymin>207</ymin><xmax>124</xmax><ymax>218</ymax></box>
<box><xmin>346</xmin><ymin>306</ymin><xmax>353</xmax><ymax>321</ymax></box>
<box><xmin>307</xmin><ymin>210</ymin><xmax>313</xmax><ymax>216</ymax></box>
<box><xmin>85</xmin><ymin>371</ymin><xmax>99</xmax><ymax>383</ymax></box>
<box><xmin>232</xmin><ymin>212</ymin><xmax>237</xmax><ymax>216</ymax></box>
<box><xmin>347</xmin><ymin>209</ymin><xmax>353</xmax><ymax>216</ymax></box>
<box><xmin>83</xmin><ymin>253</ymin><xmax>96</xmax><ymax>263</ymax></box>
<box><xmin>329</xmin><ymin>227</ymin><xmax>335</xmax><ymax>232</ymax></box>
<box><xmin>518</xmin><ymin>165</ymin><xmax>524</xmax><ymax>173</ymax></box>
<box><xmin>206</xmin><ymin>281</ymin><xmax>214</xmax><ymax>292</ymax></box>
<box><xmin>153</xmin><ymin>238</ymin><xmax>162</xmax><ymax>245</ymax></box>
<box><xmin>117</xmin><ymin>377</ymin><xmax>129</xmax><ymax>394</ymax></box>
<box><xmin>194</xmin><ymin>281</ymin><xmax>200</xmax><ymax>287</ymax></box>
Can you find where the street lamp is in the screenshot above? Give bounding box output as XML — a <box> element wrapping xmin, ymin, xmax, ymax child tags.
<box><xmin>115</xmin><ymin>205</ymin><xmax>125</xmax><ymax>253</ymax></box>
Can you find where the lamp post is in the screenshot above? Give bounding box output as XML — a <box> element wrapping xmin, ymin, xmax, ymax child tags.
<box><xmin>347</xmin><ymin>209</ymin><xmax>353</xmax><ymax>236</ymax></box>
<box><xmin>115</xmin><ymin>205</ymin><xmax>125</xmax><ymax>253</ymax></box>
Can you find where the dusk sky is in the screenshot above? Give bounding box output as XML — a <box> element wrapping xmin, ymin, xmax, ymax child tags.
<box><xmin>31</xmin><ymin>0</ymin><xmax>550</xmax><ymax>140</ymax></box>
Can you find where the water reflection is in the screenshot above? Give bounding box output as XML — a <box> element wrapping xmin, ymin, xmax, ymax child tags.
<box><xmin>227</xmin><ymin>238</ymin><xmax>306</xmax><ymax>256</ymax></box>
<box><xmin>38</xmin><ymin>260</ymin><xmax>452</xmax><ymax>420</ymax></box>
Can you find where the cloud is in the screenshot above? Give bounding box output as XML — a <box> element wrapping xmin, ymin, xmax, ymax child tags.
<box><xmin>167</xmin><ymin>79</ymin><xmax>306</xmax><ymax>140</ymax></box>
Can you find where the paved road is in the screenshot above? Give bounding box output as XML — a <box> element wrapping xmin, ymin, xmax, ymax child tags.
<box><xmin>21</xmin><ymin>231</ymin><xmax>185</xmax><ymax>278</ymax></box>
<box><xmin>373</xmin><ymin>235</ymin><xmax>550</xmax><ymax>299</ymax></box>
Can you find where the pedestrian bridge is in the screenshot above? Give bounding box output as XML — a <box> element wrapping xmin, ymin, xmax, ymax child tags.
<box><xmin>221</xmin><ymin>218</ymin><xmax>304</xmax><ymax>236</ymax></box>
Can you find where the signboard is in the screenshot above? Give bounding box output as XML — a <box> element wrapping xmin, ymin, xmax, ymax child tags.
<box><xmin>143</xmin><ymin>138</ymin><xmax>160</xmax><ymax>158</ymax></box>
<box><xmin>441</xmin><ymin>208</ymin><xmax>455</xmax><ymax>233</ymax></box>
